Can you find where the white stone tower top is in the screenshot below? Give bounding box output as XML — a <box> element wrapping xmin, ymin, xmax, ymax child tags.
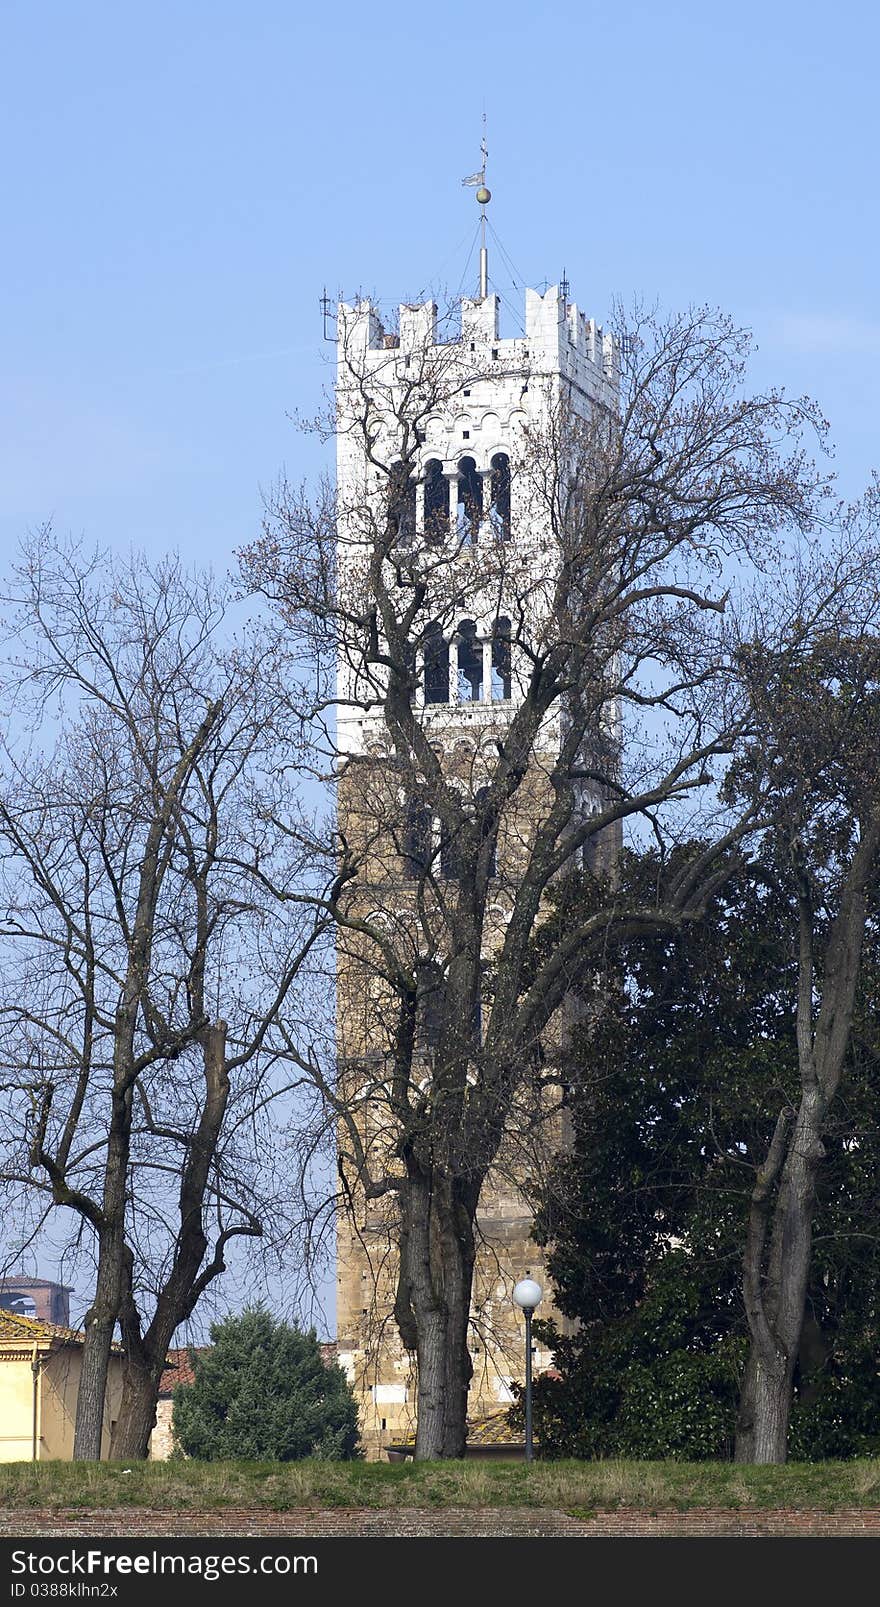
<box><xmin>337</xmin><ymin>285</ymin><xmax>616</xmax><ymax>407</ymax></box>
<box><xmin>334</xmin><ymin>282</ymin><xmax>617</xmax><ymax>759</ymax></box>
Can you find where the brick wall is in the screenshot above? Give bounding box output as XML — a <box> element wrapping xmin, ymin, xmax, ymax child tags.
<box><xmin>3</xmin><ymin>1507</ymin><xmax>880</xmax><ymax>1538</ymax></box>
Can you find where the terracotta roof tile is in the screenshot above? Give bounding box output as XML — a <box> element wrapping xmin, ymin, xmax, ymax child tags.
<box><xmin>0</xmin><ymin>1309</ymin><xmax>85</xmax><ymax>1347</ymax></box>
<box><xmin>158</xmin><ymin>1348</ymin><xmax>207</xmax><ymax>1394</ymax></box>
<box><xmin>388</xmin><ymin>1406</ymin><xmax>532</xmax><ymax>1452</ymax></box>
<box><xmin>466</xmin><ymin>1408</ymin><xmax>527</xmax><ymax>1446</ymax></box>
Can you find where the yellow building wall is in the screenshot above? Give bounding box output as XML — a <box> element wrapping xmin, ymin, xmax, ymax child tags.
<box><xmin>0</xmin><ymin>1360</ymin><xmax>36</xmax><ymax>1462</ymax></box>
<box><xmin>0</xmin><ymin>1350</ymin><xmax>125</xmax><ymax>1461</ymax></box>
<box><xmin>40</xmin><ymin>1350</ymin><xmax>124</xmax><ymax>1460</ymax></box>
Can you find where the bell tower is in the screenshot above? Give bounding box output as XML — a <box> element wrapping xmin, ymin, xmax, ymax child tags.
<box><xmin>333</xmin><ymin>206</ymin><xmax>617</xmax><ymax>1456</ymax></box>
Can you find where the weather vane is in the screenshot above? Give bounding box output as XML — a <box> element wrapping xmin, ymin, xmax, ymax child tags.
<box><xmin>462</xmin><ymin>114</ymin><xmax>491</xmax><ymax>299</ymax></box>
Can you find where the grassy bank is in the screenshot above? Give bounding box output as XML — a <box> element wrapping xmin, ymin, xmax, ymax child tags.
<box><xmin>1</xmin><ymin>1458</ymin><xmax>879</xmax><ymax>1511</ymax></box>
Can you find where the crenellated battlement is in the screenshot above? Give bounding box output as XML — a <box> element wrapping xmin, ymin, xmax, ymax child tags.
<box><xmin>338</xmin><ymin>283</ymin><xmax>616</xmax><ymax>390</ymax></box>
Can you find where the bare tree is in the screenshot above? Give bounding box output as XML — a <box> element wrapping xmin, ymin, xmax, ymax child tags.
<box><xmin>0</xmin><ymin>535</ymin><xmax>327</xmax><ymax>1459</ymax></box>
<box><xmin>733</xmin><ymin>600</ymin><xmax>880</xmax><ymax>1462</ymax></box>
<box><xmin>242</xmin><ymin>297</ymin><xmax>836</xmax><ymax>1458</ymax></box>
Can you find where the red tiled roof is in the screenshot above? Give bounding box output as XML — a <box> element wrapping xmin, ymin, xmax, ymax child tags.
<box><xmin>0</xmin><ymin>1277</ymin><xmax>73</xmax><ymax>1292</ymax></box>
<box><xmin>0</xmin><ymin>1309</ymin><xmax>84</xmax><ymax>1347</ymax></box>
<box><xmin>388</xmin><ymin>1406</ymin><xmax>533</xmax><ymax>1453</ymax></box>
<box><xmin>158</xmin><ymin>1348</ymin><xmax>206</xmax><ymax>1394</ymax></box>
<box><xmin>0</xmin><ymin>1310</ymin><xmax>123</xmax><ymax>1353</ymax></box>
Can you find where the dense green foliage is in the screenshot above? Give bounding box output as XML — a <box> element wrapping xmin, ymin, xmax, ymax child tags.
<box><xmin>527</xmin><ymin>850</ymin><xmax>880</xmax><ymax>1460</ymax></box>
<box><xmin>172</xmin><ymin>1309</ymin><xmax>362</xmax><ymax>1462</ymax></box>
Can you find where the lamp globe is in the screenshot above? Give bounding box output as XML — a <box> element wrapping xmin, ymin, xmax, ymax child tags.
<box><xmin>512</xmin><ymin>1278</ymin><xmax>543</xmax><ymax>1311</ymax></box>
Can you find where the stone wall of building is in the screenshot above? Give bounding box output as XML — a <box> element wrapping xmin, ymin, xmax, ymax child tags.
<box><xmin>149</xmin><ymin>1397</ymin><xmax>175</xmax><ymax>1461</ymax></box>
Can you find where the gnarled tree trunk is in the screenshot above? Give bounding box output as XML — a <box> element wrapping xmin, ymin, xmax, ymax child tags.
<box><xmin>73</xmin><ymin>1077</ymin><xmax>135</xmax><ymax>1461</ymax></box>
<box><xmin>735</xmin><ymin>1349</ymin><xmax>791</xmax><ymax>1464</ymax></box>
<box><xmin>736</xmin><ymin>812</ymin><xmax>880</xmax><ymax>1462</ymax></box>
<box><xmin>735</xmin><ymin>1100</ymin><xmax>823</xmax><ymax>1463</ymax></box>
<box><xmin>397</xmin><ymin>1168</ymin><xmax>479</xmax><ymax>1459</ymax></box>
<box><xmin>73</xmin><ymin>1264</ymin><xmax>122</xmax><ymax>1461</ymax></box>
<box><xmin>109</xmin><ymin>1354</ymin><xmax>165</xmax><ymax>1461</ymax></box>
<box><xmin>111</xmin><ymin>1022</ymin><xmax>236</xmax><ymax>1461</ymax></box>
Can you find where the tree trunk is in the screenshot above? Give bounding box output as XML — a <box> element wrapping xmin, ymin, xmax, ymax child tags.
<box><xmin>736</xmin><ymin>811</ymin><xmax>880</xmax><ymax>1461</ymax></box>
<box><xmin>73</xmin><ymin>1313</ymin><xmax>115</xmax><ymax>1460</ymax></box>
<box><xmin>735</xmin><ymin>1347</ymin><xmax>792</xmax><ymax>1463</ymax></box>
<box><xmin>399</xmin><ymin>1169</ymin><xmax>477</xmax><ymax>1459</ymax></box>
<box><xmin>111</xmin><ymin>1023</ymin><xmax>231</xmax><ymax>1461</ymax></box>
<box><xmin>110</xmin><ymin>1357</ymin><xmax>164</xmax><ymax>1461</ymax></box>
<box><xmin>73</xmin><ymin>1241</ymin><xmax>124</xmax><ymax>1460</ymax></box>
<box><xmin>735</xmin><ymin>1096</ymin><xmax>823</xmax><ymax>1463</ymax></box>
<box><xmin>73</xmin><ymin>1082</ymin><xmax>133</xmax><ymax>1459</ymax></box>
<box><xmin>73</xmin><ymin>1004</ymin><xmax>140</xmax><ymax>1460</ymax></box>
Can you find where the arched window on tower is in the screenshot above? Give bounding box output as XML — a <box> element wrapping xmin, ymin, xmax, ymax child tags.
<box><xmin>456</xmin><ymin>456</ymin><xmax>482</xmax><ymax>544</ymax></box>
<box><xmin>389</xmin><ymin>460</ymin><xmax>416</xmax><ymax>543</ymax></box>
<box><xmin>423</xmin><ymin>622</ymin><xmax>449</xmax><ymax>705</ymax></box>
<box><xmin>456</xmin><ymin>618</ymin><xmax>482</xmax><ymax>702</ymax></box>
<box><xmin>424</xmin><ymin>459</ymin><xmax>448</xmax><ymax>543</ymax></box>
<box><xmin>489</xmin><ymin>453</ymin><xmax>511</xmax><ymax>541</ymax></box>
<box><xmin>3</xmin><ymin>1293</ymin><xmax>36</xmax><ymax>1319</ymax></box>
<box><xmin>491</xmin><ymin>616</ymin><xmax>512</xmax><ymax>701</ymax></box>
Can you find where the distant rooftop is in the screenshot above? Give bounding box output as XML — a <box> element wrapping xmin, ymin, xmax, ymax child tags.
<box><xmin>0</xmin><ymin>1308</ymin><xmax>92</xmax><ymax>1349</ymax></box>
<box><xmin>0</xmin><ymin>1275</ymin><xmax>72</xmax><ymax>1328</ymax></box>
<box><xmin>386</xmin><ymin>1406</ymin><xmax>534</xmax><ymax>1461</ymax></box>
<box><xmin>0</xmin><ymin>1276</ymin><xmax>73</xmax><ymax>1291</ymax></box>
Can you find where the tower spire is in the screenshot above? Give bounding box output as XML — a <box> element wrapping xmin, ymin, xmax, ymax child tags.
<box><xmin>462</xmin><ymin>116</ymin><xmax>492</xmax><ymax>299</ymax></box>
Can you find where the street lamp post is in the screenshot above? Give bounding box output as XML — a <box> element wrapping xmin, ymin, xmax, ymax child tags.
<box><xmin>512</xmin><ymin>1278</ymin><xmax>543</xmax><ymax>1464</ymax></box>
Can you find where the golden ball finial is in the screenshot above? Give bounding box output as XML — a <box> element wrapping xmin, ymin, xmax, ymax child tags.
<box><xmin>476</xmin><ymin>185</ymin><xmax>491</xmax><ymax>205</ymax></box>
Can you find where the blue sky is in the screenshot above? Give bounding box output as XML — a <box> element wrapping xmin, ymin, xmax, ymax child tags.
<box><xmin>2</xmin><ymin>0</ymin><xmax>879</xmax><ymax>579</ymax></box>
<box><xmin>2</xmin><ymin>0</ymin><xmax>877</xmax><ymax>1333</ymax></box>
